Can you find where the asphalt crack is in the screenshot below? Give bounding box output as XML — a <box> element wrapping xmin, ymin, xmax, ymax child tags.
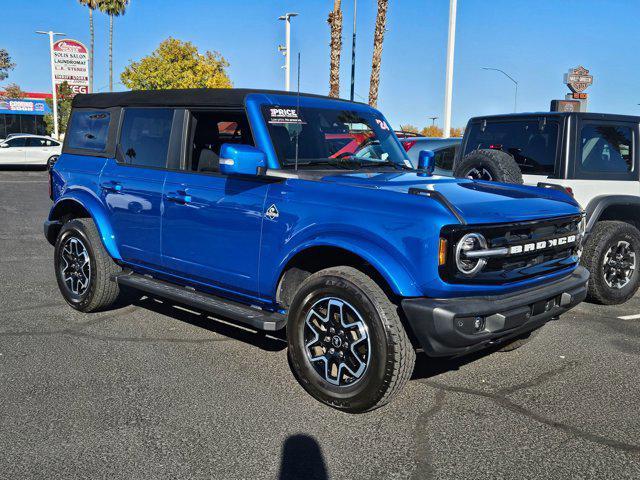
<box><xmin>418</xmin><ymin>362</ymin><xmax>640</xmax><ymax>455</ymax></box>
<box><xmin>410</xmin><ymin>389</ymin><xmax>446</xmax><ymax>480</ymax></box>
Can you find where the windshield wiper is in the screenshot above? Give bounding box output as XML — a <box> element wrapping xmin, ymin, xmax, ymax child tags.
<box><xmin>357</xmin><ymin>159</ymin><xmax>413</xmax><ymax>171</ymax></box>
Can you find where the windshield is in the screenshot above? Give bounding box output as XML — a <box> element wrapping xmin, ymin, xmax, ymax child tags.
<box><xmin>262</xmin><ymin>105</ymin><xmax>411</xmax><ymax>169</ymax></box>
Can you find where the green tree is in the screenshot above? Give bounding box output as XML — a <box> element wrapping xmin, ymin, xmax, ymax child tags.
<box><xmin>399</xmin><ymin>124</ymin><xmax>419</xmax><ymax>134</ymax></box>
<box><xmin>0</xmin><ymin>49</ymin><xmax>16</xmax><ymax>81</ymax></box>
<box><xmin>98</xmin><ymin>0</ymin><xmax>130</xmax><ymax>91</ymax></box>
<box><xmin>420</xmin><ymin>125</ymin><xmax>443</xmax><ymax>137</ymax></box>
<box><xmin>121</xmin><ymin>38</ymin><xmax>232</xmax><ymax>90</ymax></box>
<box><xmin>327</xmin><ymin>0</ymin><xmax>343</xmax><ymax>97</ymax></box>
<box><xmin>44</xmin><ymin>82</ymin><xmax>74</xmax><ymax>136</ymax></box>
<box><xmin>1</xmin><ymin>83</ymin><xmax>25</xmax><ymax>99</ymax></box>
<box><xmin>449</xmin><ymin>127</ymin><xmax>464</xmax><ymax>137</ymax></box>
<box><xmin>78</xmin><ymin>0</ymin><xmax>99</xmax><ymax>91</ymax></box>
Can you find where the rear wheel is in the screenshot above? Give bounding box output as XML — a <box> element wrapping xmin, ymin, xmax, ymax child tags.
<box><xmin>287</xmin><ymin>266</ymin><xmax>415</xmax><ymax>413</ymax></box>
<box><xmin>453</xmin><ymin>149</ymin><xmax>523</xmax><ymax>184</ymax></box>
<box><xmin>582</xmin><ymin>221</ymin><xmax>640</xmax><ymax>305</ymax></box>
<box><xmin>46</xmin><ymin>155</ymin><xmax>59</xmax><ymax>171</ymax></box>
<box><xmin>54</xmin><ymin>218</ymin><xmax>122</xmax><ymax>312</ymax></box>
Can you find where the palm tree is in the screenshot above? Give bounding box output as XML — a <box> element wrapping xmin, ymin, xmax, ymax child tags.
<box><xmin>78</xmin><ymin>0</ymin><xmax>99</xmax><ymax>92</ymax></box>
<box><xmin>98</xmin><ymin>0</ymin><xmax>130</xmax><ymax>91</ymax></box>
<box><xmin>368</xmin><ymin>0</ymin><xmax>388</xmax><ymax>108</ymax></box>
<box><xmin>327</xmin><ymin>0</ymin><xmax>343</xmax><ymax>97</ymax></box>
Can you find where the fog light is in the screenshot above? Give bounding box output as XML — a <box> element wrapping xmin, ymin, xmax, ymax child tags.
<box><xmin>473</xmin><ymin>316</ymin><xmax>485</xmax><ymax>332</ymax></box>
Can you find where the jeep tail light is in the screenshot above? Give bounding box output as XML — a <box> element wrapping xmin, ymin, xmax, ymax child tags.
<box><xmin>564</xmin><ymin>186</ymin><xmax>574</xmax><ymax>196</ymax></box>
<box><xmin>403</xmin><ymin>140</ymin><xmax>417</xmax><ymax>152</ymax></box>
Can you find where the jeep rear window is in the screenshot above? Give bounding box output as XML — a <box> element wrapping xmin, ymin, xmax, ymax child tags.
<box><xmin>66</xmin><ymin>111</ymin><xmax>110</xmax><ymax>151</ymax></box>
<box><xmin>261</xmin><ymin>105</ymin><xmax>410</xmax><ymax>169</ymax></box>
<box><xmin>464</xmin><ymin>120</ymin><xmax>559</xmax><ymax>175</ymax></box>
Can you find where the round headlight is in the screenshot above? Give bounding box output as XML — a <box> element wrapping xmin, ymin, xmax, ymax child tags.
<box><xmin>455</xmin><ymin>233</ymin><xmax>488</xmax><ymax>276</ymax></box>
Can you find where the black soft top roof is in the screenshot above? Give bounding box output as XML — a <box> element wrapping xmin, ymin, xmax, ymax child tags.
<box><xmin>72</xmin><ymin>88</ymin><xmax>356</xmax><ymax>109</ymax></box>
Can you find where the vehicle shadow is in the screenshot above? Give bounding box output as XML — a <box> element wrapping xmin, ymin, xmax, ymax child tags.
<box><xmin>130</xmin><ymin>295</ymin><xmax>287</xmax><ymax>352</ymax></box>
<box><xmin>411</xmin><ymin>345</ymin><xmax>505</xmax><ymax>380</ymax></box>
<box><xmin>0</xmin><ymin>165</ymin><xmax>47</xmax><ymax>171</ymax></box>
<box><xmin>277</xmin><ymin>434</ymin><xmax>328</xmax><ymax>480</ymax></box>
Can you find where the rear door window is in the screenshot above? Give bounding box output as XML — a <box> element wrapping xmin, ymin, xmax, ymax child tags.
<box><xmin>26</xmin><ymin>137</ymin><xmax>57</xmax><ymax>147</ymax></box>
<box><xmin>464</xmin><ymin>119</ymin><xmax>559</xmax><ymax>175</ymax></box>
<box><xmin>118</xmin><ymin>108</ymin><xmax>174</xmax><ymax>168</ymax></box>
<box><xmin>66</xmin><ymin>111</ymin><xmax>111</xmax><ymax>151</ymax></box>
<box><xmin>578</xmin><ymin>123</ymin><xmax>633</xmax><ymax>176</ymax></box>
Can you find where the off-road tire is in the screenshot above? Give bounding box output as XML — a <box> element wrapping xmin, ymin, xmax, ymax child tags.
<box><xmin>287</xmin><ymin>266</ymin><xmax>415</xmax><ymax>413</ymax></box>
<box><xmin>582</xmin><ymin>221</ymin><xmax>640</xmax><ymax>305</ymax></box>
<box><xmin>54</xmin><ymin>218</ymin><xmax>122</xmax><ymax>312</ymax></box>
<box><xmin>47</xmin><ymin>155</ymin><xmax>59</xmax><ymax>171</ymax></box>
<box><xmin>453</xmin><ymin>149</ymin><xmax>523</xmax><ymax>184</ymax></box>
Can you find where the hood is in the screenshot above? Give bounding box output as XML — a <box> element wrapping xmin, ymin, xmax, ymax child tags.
<box><xmin>318</xmin><ymin>171</ymin><xmax>581</xmax><ymax>224</ymax></box>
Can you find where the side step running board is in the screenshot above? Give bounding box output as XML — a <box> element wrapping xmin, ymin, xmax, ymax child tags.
<box><xmin>114</xmin><ymin>273</ymin><xmax>286</xmax><ymax>331</ymax></box>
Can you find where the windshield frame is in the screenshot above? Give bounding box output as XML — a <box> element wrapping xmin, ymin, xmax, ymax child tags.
<box><xmin>246</xmin><ymin>93</ymin><xmax>412</xmax><ymax>171</ymax></box>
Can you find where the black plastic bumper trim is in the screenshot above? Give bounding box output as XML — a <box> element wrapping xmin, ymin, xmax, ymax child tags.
<box><xmin>43</xmin><ymin>219</ymin><xmax>63</xmax><ymax>245</ymax></box>
<box><xmin>401</xmin><ymin>266</ymin><xmax>589</xmax><ymax>357</ymax></box>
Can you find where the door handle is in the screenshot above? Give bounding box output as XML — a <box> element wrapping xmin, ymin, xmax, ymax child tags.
<box><xmin>165</xmin><ymin>191</ymin><xmax>192</xmax><ymax>204</ymax></box>
<box><xmin>100</xmin><ymin>181</ymin><xmax>122</xmax><ymax>192</ymax></box>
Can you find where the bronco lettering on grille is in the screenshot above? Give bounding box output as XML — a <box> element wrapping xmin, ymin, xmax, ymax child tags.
<box><xmin>508</xmin><ymin>235</ymin><xmax>577</xmax><ymax>255</ymax></box>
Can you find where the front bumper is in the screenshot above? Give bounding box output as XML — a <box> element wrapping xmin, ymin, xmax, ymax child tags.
<box><xmin>401</xmin><ymin>266</ymin><xmax>589</xmax><ymax>357</ymax></box>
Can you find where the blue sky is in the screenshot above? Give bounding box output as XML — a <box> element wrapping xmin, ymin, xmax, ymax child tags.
<box><xmin>3</xmin><ymin>0</ymin><xmax>640</xmax><ymax>129</ymax></box>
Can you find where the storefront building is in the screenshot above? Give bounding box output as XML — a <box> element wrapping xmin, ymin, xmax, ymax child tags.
<box><xmin>0</xmin><ymin>92</ymin><xmax>52</xmax><ymax>139</ymax></box>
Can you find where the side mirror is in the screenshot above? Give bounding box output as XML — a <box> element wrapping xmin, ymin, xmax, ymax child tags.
<box><xmin>219</xmin><ymin>144</ymin><xmax>267</xmax><ymax>175</ymax></box>
<box><xmin>418</xmin><ymin>150</ymin><xmax>435</xmax><ymax>175</ymax></box>
<box><xmin>0</xmin><ymin>143</ymin><xmax>8</xmax><ymax>148</ymax></box>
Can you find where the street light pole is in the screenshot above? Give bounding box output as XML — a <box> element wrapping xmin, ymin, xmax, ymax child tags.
<box><xmin>349</xmin><ymin>0</ymin><xmax>357</xmax><ymax>102</ymax></box>
<box><xmin>278</xmin><ymin>13</ymin><xmax>298</xmax><ymax>91</ymax></box>
<box><xmin>36</xmin><ymin>30</ymin><xmax>65</xmax><ymax>140</ymax></box>
<box><xmin>429</xmin><ymin>116</ymin><xmax>438</xmax><ymax>126</ymax></box>
<box><xmin>482</xmin><ymin>67</ymin><xmax>518</xmax><ymax>112</ymax></box>
<box><xmin>442</xmin><ymin>0</ymin><xmax>457</xmax><ymax>139</ymax></box>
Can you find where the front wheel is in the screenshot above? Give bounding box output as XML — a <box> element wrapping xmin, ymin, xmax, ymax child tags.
<box><xmin>582</xmin><ymin>221</ymin><xmax>640</xmax><ymax>305</ymax></box>
<box><xmin>287</xmin><ymin>266</ymin><xmax>415</xmax><ymax>413</ymax></box>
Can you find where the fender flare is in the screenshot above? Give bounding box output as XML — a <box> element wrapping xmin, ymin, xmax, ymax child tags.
<box><xmin>271</xmin><ymin>236</ymin><xmax>422</xmax><ymax>299</ymax></box>
<box><xmin>48</xmin><ymin>192</ymin><xmax>121</xmax><ymax>260</ymax></box>
<box><xmin>584</xmin><ymin>195</ymin><xmax>640</xmax><ymax>233</ymax></box>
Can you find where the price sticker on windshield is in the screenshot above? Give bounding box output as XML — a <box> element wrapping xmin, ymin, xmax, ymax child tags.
<box><xmin>267</xmin><ymin>107</ymin><xmax>306</xmax><ymax>125</ymax></box>
<box><xmin>375</xmin><ymin>118</ymin><xmax>390</xmax><ymax>131</ymax></box>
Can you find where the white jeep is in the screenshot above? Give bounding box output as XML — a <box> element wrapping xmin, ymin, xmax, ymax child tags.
<box><xmin>452</xmin><ymin>112</ymin><xmax>639</xmax><ymax>305</ymax></box>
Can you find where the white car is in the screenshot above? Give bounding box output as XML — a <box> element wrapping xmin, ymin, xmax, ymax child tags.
<box><xmin>0</xmin><ymin>134</ymin><xmax>62</xmax><ymax>168</ymax></box>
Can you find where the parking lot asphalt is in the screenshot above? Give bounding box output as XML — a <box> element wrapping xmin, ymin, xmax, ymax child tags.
<box><xmin>0</xmin><ymin>169</ymin><xmax>639</xmax><ymax>480</ymax></box>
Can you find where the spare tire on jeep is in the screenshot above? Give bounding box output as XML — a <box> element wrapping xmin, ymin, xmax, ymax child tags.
<box><xmin>453</xmin><ymin>149</ymin><xmax>523</xmax><ymax>184</ymax></box>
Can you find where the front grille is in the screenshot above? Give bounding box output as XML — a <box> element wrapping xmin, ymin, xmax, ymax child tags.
<box><xmin>440</xmin><ymin>215</ymin><xmax>581</xmax><ymax>284</ymax></box>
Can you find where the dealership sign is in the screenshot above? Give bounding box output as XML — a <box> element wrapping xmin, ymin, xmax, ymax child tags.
<box><xmin>563</xmin><ymin>66</ymin><xmax>593</xmax><ymax>93</ymax></box>
<box><xmin>53</xmin><ymin>39</ymin><xmax>90</xmax><ymax>95</ymax></box>
<box><xmin>0</xmin><ymin>98</ymin><xmax>51</xmax><ymax>116</ymax></box>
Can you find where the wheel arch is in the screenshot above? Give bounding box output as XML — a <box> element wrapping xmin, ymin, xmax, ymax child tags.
<box><xmin>47</xmin><ymin>194</ymin><xmax>121</xmax><ymax>260</ymax></box>
<box><xmin>585</xmin><ymin>195</ymin><xmax>640</xmax><ymax>234</ymax></box>
<box><xmin>274</xmin><ymin>242</ymin><xmax>420</xmax><ymax>308</ymax></box>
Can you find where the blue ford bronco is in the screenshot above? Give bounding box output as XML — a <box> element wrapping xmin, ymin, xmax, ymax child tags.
<box><xmin>44</xmin><ymin>89</ymin><xmax>589</xmax><ymax>412</ymax></box>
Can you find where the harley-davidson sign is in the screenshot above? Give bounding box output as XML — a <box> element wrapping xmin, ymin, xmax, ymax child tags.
<box><xmin>53</xmin><ymin>39</ymin><xmax>90</xmax><ymax>95</ymax></box>
<box><xmin>564</xmin><ymin>66</ymin><xmax>593</xmax><ymax>94</ymax></box>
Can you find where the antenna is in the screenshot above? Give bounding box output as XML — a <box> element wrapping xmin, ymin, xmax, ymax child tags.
<box><xmin>294</xmin><ymin>52</ymin><xmax>301</xmax><ymax>171</ymax></box>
